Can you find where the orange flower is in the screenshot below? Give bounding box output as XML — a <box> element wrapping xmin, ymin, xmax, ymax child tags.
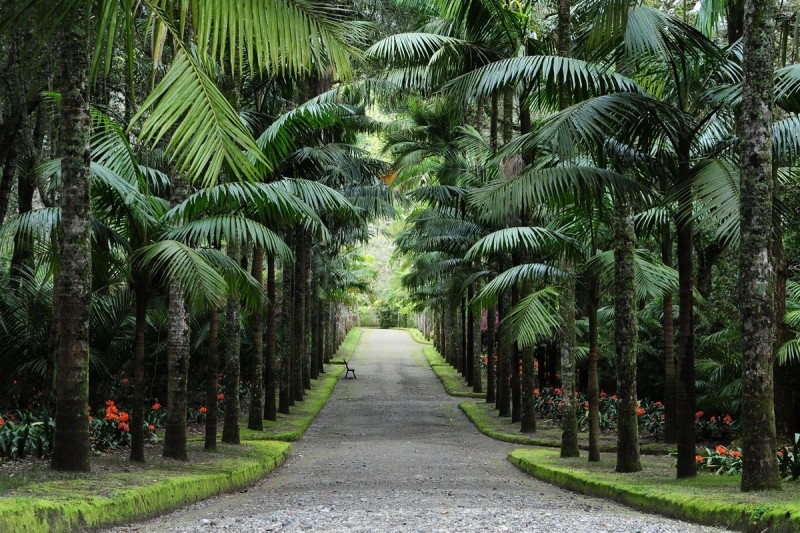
<box><xmin>557</xmin><ymin>401</ymin><xmax>565</xmax><ymax>410</ymax></box>
<box><xmin>584</xmin><ymin>402</ymin><xmax>589</xmax><ymax>410</ymax></box>
<box><xmin>695</xmin><ymin>410</ymin><xmax>704</xmax><ymax>420</ymax></box>
<box><xmin>119</xmin><ymin>411</ymin><xmax>129</xmax><ymax>423</ymax></box>
<box><xmin>89</xmin><ymin>415</ymin><xmax>93</xmax><ymax>421</ymax></box>
<box><xmin>0</xmin><ymin>416</ymin><xmax>4</xmax><ymax>427</ymax></box>
<box><xmin>217</xmin><ymin>393</ymin><xmax>225</xmax><ymax>401</ymax></box>
<box><xmin>117</xmin><ymin>422</ymin><xmax>130</xmax><ymax>432</ymax></box>
<box><xmin>199</xmin><ymin>406</ymin><xmax>207</xmax><ymax>414</ymax></box>
<box><xmin>778</xmin><ymin>450</ymin><xmax>784</xmax><ymax>458</ymax></box>
<box><xmin>105</xmin><ymin>400</ymin><xmax>115</xmax><ymax>407</ymax></box>
<box><xmin>636</xmin><ymin>408</ymin><xmax>644</xmax><ymax>416</ymax></box>
<box><xmin>723</xmin><ymin>415</ymin><xmax>733</xmax><ymax>424</ymax></box>
<box><xmin>715</xmin><ymin>445</ymin><xmax>728</xmax><ymax>456</ymax></box>
<box><xmin>151</xmin><ymin>402</ymin><xmax>161</xmax><ymax>411</ymax></box>
<box><xmin>534</xmin><ymin>389</ymin><xmax>540</xmax><ymax>396</ymax></box>
<box><xmin>695</xmin><ymin>454</ymin><xmax>703</xmax><ymax>464</ymax></box>
<box><xmin>553</xmin><ymin>388</ymin><xmax>562</xmax><ymax>396</ymax></box>
<box><xmin>148</xmin><ymin>424</ymin><xmax>156</xmax><ymax>431</ymax></box>
<box><xmin>729</xmin><ymin>450</ymin><xmax>741</xmax><ymax>459</ymax></box>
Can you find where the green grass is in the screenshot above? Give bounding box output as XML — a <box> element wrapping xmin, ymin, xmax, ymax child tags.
<box><xmin>509</xmin><ymin>448</ymin><xmax>800</xmax><ymax>532</ymax></box>
<box><xmin>0</xmin><ymin>441</ymin><xmax>291</xmax><ymax>533</ymax></box>
<box><xmin>328</xmin><ymin>327</ymin><xmax>362</xmax><ymax>364</ymax></box>
<box><xmin>460</xmin><ymin>401</ymin><xmax>674</xmax><ymax>455</ymax></box>
<box><xmin>422</xmin><ymin>346</ymin><xmax>486</xmax><ymax>399</ymax></box>
<box><xmin>404</xmin><ymin>328</ymin><xmax>433</xmax><ymax>345</ymax></box>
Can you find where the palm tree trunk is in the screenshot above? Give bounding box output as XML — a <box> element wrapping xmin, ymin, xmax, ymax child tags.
<box><xmin>614</xmin><ymin>201</ymin><xmax>641</xmax><ymax>473</ymax></box>
<box><xmin>248</xmin><ymin>246</ymin><xmax>264</xmax><ymax>431</ymax></box>
<box><xmin>280</xmin><ymin>258</ymin><xmax>293</xmax><ymax>413</ymax></box>
<box><xmin>301</xmin><ymin>242</ymin><xmax>311</xmax><ymax>390</ymax></box>
<box><xmin>739</xmin><ymin>0</ymin><xmax>781</xmax><ymax>491</ymax></box>
<box><xmin>662</xmin><ymin>227</ymin><xmax>677</xmax><ymax>443</ymax></box>
<box><xmin>560</xmin><ymin>271</ymin><xmax>579</xmax><ymax>457</ymax></box>
<box><xmin>511</xmin><ymin>283</ymin><xmax>521</xmax><ymax>424</ymax></box>
<box><xmin>264</xmin><ymin>255</ymin><xmax>277</xmax><ymax>421</ymax></box>
<box><xmin>497</xmin><ymin>272</ymin><xmax>511</xmax><ymax>417</ymax></box>
<box><xmin>163</xmin><ymin>281</ymin><xmax>190</xmax><ymax>460</ymax></box>
<box><xmin>130</xmin><ymin>282</ymin><xmax>149</xmax><ymax>462</ymax></box>
<box><xmin>466</xmin><ymin>297</ymin><xmax>474</xmax><ymax>385</ymax></box>
<box><xmin>675</xmin><ymin>142</ymin><xmax>697</xmax><ymax>479</ymax></box>
<box><xmin>292</xmin><ymin>235</ymin><xmax>305</xmax><ymax>402</ymax></box>
<box><xmin>205</xmin><ymin>307</ymin><xmax>219</xmax><ymax>450</ymax></box>
<box><xmin>310</xmin><ymin>276</ymin><xmax>321</xmax><ymax>379</ymax></box>
<box><xmin>222</xmin><ymin>240</ymin><xmax>242</xmax><ymax>445</ymax></box>
<box><xmin>460</xmin><ymin>299</ymin><xmax>468</xmax><ymax>379</ymax></box>
<box><xmin>587</xmin><ymin>278</ymin><xmax>601</xmax><ymax>462</ymax></box>
<box><xmin>486</xmin><ymin>304</ymin><xmax>496</xmax><ymax>404</ymax></box>
<box><xmin>50</xmin><ymin>4</ymin><xmax>91</xmax><ymax>472</ymax></box>
<box><xmin>471</xmin><ymin>293</ymin><xmax>482</xmax><ymax>394</ymax></box>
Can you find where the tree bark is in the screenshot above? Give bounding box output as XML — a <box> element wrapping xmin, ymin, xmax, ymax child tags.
<box><xmin>511</xmin><ymin>283</ymin><xmax>521</xmax><ymax>423</ymax></box>
<box><xmin>163</xmin><ymin>281</ymin><xmax>190</xmax><ymax>460</ymax></box>
<box><xmin>614</xmin><ymin>201</ymin><xmax>641</xmax><ymax>473</ymax></box>
<box><xmin>264</xmin><ymin>255</ymin><xmax>277</xmax><ymax>421</ymax></box>
<box><xmin>51</xmin><ymin>5</ymin><xmax>92</xmax><ymax>472</ymax></box>
<box><xmin>222</xmin><ymin>240</ymin><xmax>242</xmax><ymax>444</ymax></box>
<box><xmin>486</xmin><ymin>305</ymin><xmax>496</xmax><ymax>403</ymax></box>
<box><xmin>560</xmin><ymin>271</ymin><xmax>580</xmax><ymax>457</ymax></box>
<box><xmin>248</xmin><ymin>246</ymin><xmax>265</xmax><ymax>430</ymax></box>
<box><xmin>280</xmin><ymin>257</ymin><xmax>293</xmax><ymax>413</ymax></box>
<box><xmin>587</xmin><ymin>278</ymin><xmax>601</xmax><ymax>462</ymax></box>
<box><xmin>129</xmin><ymin>282</ymin><xmax>149</xmax><ymax>462</ymax></box>
<box><xmin>739</xmin><ymin>0</ymin><xmax>781</xmax><ymax>492</ymax></box>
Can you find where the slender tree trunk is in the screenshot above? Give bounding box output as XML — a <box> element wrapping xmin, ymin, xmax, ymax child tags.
<box><xmin>614</xmin><ymin>201</ymin><xmax>641</xmax><ymax>473</ymax></box>
<box><xmin>461</xmin><ymin>299</ymin><xmax>468</xmax><ymax>379</ymax></box>
<box><xmin>511</xmin><ymin>284</ymin><xmax>521</xmax><ymax>423</ymax></box>
<box><xmin>471</xmin><ymin>296</ymin><xmax>482</xmax><ymax>393</ymax></box>
<box><xmin>560</xmin><ymin>271</ymin><xmax>580</xmax><ymax>457</ymax></box>
<box><xmin>222</xmin><ymin>240</ymin><xmax>242</xmax><ymax>444</ymax></box>
<box><xmin>739</xmin><ymin>0</ymin><xmax>781</xmax><ymax>491</ymax></box>
<box><xmin>130</xmin><ymin>282</ymin><xmax>149</xmax><ymax>462</ymax></box>
<box><xmin>163</xmin><ymin>281</ymin><xmax>190</xmax><ymax>460</ymax></box>
<box><xmin>248</xmin><ymin>246</ymin><xmax>264</xmax><ymax>431</ymax></box>
<box><xmin>51</xmin><ymin>4</ymin><xmax>91</xmax><ymax>472</ymax></box>
<box><xmin>486</xmin><ymin>305</ymin><xmax>495</xmax><ymax>403</ymax></box>
<box><xmin>264</xmin><ymin>255</ymin><xmax>277</xmax><ymax>421</ymax></box>
<box><xmin>662</xmin><ymin>228</ymin><xmax>677</xmax><ymax>443</ymax></box>
<box><xmin>587</xmin><ymin>278</ymin><xmax>601</xmax><ymax>462</ymax></box>
<box><xmin>497</xmin><ymin>270</ymin><xmax>511</xmax><ymax>416</ymax></box>
<box><xmin>301</xmin><ymin>242</ymin><xmax>311</xmax><ymax>390</ymax></box>
<box><xmin>520</xmin><ymin>340</ymin><xmax>537</xmax><ymax>433</ymax></box>
<box><xmin>292</xmin><ymin>235</ymin><xmax>305</xmax><ymax>401</ymax></box>
<box><xmin>675</xmin><ymin>143</ymin><xmax>697</xmax><ymax>478</ymax></box>
<box><xmin>311</xmin><ymin>276</ymin><xmax>321</xmax><ymax>379</ymax></box>
<box><xmin>279</xmin><ymin>259</ymin><xmax>292</xmax><ymax>414</ymax></box>
<box><xmin>205</xmin><ymin>308</ymin><xmax>219</xmax><ymax>450</ymax></box>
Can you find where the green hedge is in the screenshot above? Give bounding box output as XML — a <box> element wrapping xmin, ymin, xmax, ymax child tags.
<box><xmin>509</xmin><ymin>448</ymin><xmax>800</xmax><ymax>533</ymax></box>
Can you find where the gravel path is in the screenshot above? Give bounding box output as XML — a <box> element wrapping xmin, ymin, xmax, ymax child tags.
<box><xmin>109</xmin><ymin>328</ymin><xmax>728</xmax><ymax>533</ymax></box>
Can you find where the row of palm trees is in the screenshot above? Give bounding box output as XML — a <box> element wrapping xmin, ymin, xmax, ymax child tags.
<box><xmin>0</xmin><ymin>1</ymin><xmax>393</xmax><ymax>471</ymax></box>
<box><xmin>379</xmin><ymin>0</ymin><xmax>798</xmax><ymax>491</ymax></box>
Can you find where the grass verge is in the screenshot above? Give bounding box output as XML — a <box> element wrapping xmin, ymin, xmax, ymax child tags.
<box><xmin>328</xmin><ymin>327</ymin><xmax>362</xmax><ymax>364</ymax></box>
<box><xmin>459</xmin><ymin>401</ymin><xmax>673</xmax><ymax>456</ymax></box>
<box><xmin>0</xmin><ymin>441</ymin><xmax>291</xmax><ymax>533</ymax></box>
<box><xmin>508</xmin><ymin>448</ymin><xmax>800</xmax><ymax>532</ymax></box>
<box><xmin>422</xmin><ymin>346</ymin><xmax>485</xmax><ymax>399</ymax></box>
<box><xmin>404</xmin><ymin>328</ymin><xmax>433</xmax><ymax>345</ymax></box>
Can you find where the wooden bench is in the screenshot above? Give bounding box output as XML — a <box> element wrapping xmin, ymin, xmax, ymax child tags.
<box><xmin>344</xmin><ymin>360</ymin><xmax>356</xmax><ymax>379</ymax></box>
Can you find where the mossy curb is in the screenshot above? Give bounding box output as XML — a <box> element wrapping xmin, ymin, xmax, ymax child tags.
<box><xmin>0</xmin><ymin>441</ymin><xmax>291</xmax><ymax>533</ymax></box>
<box><xmin>404</xmin><ymin>327</ymin><xmax>433</xmax><ymax>345</ymax></box>
<box><xmin>459</xmin><ymin>401</ymin><xmax>673</xmax><ymax>456</ymax></box>
<box><xmin>328</xmin><ymin>327</ymin><xmax>362</xmax><ymax>364</ymax></box>
<box><xmin>422</xmin><ymin>346</ymin><xmax>485</xmax><ymax>399</ymax></box>
<box><xmin>508</xmin><ymin>448</ymin><xmax>800</xmax><ymax>533</ymax></box>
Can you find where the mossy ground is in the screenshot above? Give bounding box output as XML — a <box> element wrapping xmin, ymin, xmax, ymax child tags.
<box><xmin>404</xmin><ymin>327</ymin><xmax>433</xmax><ymax>345</ymax></box>
<box><xmin>421</xmin><ymin>346</ymin><xmax>486</xmax><ymax>398</ymax></box>
<box><xmin>509</xmin><ymin>448</ymin><xmax>800</xmax><ymax>532</ymax></box>
<box><xmin>0</xmin><ymin>329</ymin><xmax>358</xmax><ymax>532</ymax></box>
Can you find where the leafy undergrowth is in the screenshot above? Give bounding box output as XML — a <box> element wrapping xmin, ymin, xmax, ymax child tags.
<box><xmin>460</xmin><ymin>401</ymin><xmax>673</xmax><ymax>456</ymax></box>
<box><xmin>0</xmin><ymin>440</ymin><xmax>291</xmax><ymax>533</ymax></box>
<box><xmin>422</xmin><ymin>346</ymin><xmax>486</xmax><ymax>399</ymax></box>
<box><xmin>509</xmin><ymin>448</ymin><xmax>800</xmax><ymax>533</ymax></box>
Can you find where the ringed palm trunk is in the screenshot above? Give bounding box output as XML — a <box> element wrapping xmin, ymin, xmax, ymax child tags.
<box><xmin>248</xmin><ymin>246</ymin><xmax>264</xmax><ymax>431</ymax></box>
<box><xmin>292</xmin><ymin>235</ymin><xmax>306</xmax><ymax>402</ymax></box>
<box><xmin>614</xmin><ymin>201</ymin><xmax>641</xmax><ymax>473</ymax></box>
<box><xmin>739</xmin><ymin>0</ymin><xmax>781</xmax><ymax>491</ymax></box>
<box><xmin>205</xmin><ymin>307</ymin><xmax>219</xmax><ymax>450</ymax></box>
<box><xmin>471</xmin><ymin>296</ymin><xmax>482</xmax><ymax>394</ymax></box>
<box><xmin>264</xmin><ymin>254</ymin><xmax>277</xmax><ymax>421</ymax></box>
<box><xmin>497</xmin><ymin>283</ymin><xmax>511</xmax><ymax>417</ymax></box>
<box><xmin>662</xmin><ymin>228</ymin><xmax>677</xmax><ymax>443</ymax></box>
<box><xmin>510</xmin><ymin>283</ymin><xmax>521</xmax><ymax>424</ymax></box>
<box><xmin>221</xmin><ymin>240</ymin><xmax>242</xmax><ymax>445</ymax></box>
<box><xmin>130</xmin><ymin>281</ymin><xmax>149</xmax><ymax>462</ymax></box>
<box><xmin>486</xmin><ymin>304</ymin><xmax>496</xmax><ymax>403</ymax></box>
<box><xmin>560</xmin><ymin>270</ymin><xmax>580</xmax><ymax>457</ymax></box>
<box><xmin>51</xmin><ymin>4</ymin><xmax>91</xmax><ymax>472</ymax></box>
<box><xmin>279</xmin><ymin>258</ymin><xmax>293</xmax><ymax>414</ymax></box>
<box><xmin>163</xmin><ymin>173</ymin><xmax>191</xmax><ymax>461</ymax></box>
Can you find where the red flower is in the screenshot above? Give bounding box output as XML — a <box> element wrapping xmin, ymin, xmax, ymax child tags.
<box><xmin>600</xmin><ymin>391</ymin><xmax>607</xmax><ymax>399</ymax></box>
<box><xmin>87</xmin><ymin>405</ymin><xmax>92</xmax><ymax>412</ymax></box>
<box><xmin>199</xmin><ymin>406</ymin><xmax>207</xmax><ymax>414</ymax></box>
<box><xmin>715</xmin><ymin>445</ymin><xmax>728</xmax><ymax>456</ymax></box>
<box><xmin>584</xmin><ymin>402</ymin><xmax>590</xmax><ymax>410</ymax></box>
<box><xmin>723</xmin><ymin>415</ymin><xmax>733</xmax><ymax>424</ymax></box>
<box><xmin>105</xmin><ymin>400</ymin><xmax>115</xmax><ymax>407</ymax></box>
<box><xmin>217</xmin><ymin>393</ymin><xmax>225</xmax><ymax>401</ymax></box>
<box><xmin>122</xmin><ymin>378</ymin><xmax>129</xmax><ymax>385</ymax></box>
<box><xmin>534</xmin><ymin>389</ymin><xmax>540</xmax><ymax>396</ymax></box>
<box><xmin>695</xmin><ymin>454</ymin><xmax>703</xmax><ymax>464</ymax></box>
<box><xmin>654</xmin><ymin>401</ymin><xmax>663</xmax><ymax>408</ymax></box>
<box><xmin>710</xmin><ymin>416</ymin><xmax>716</xmax><ymax>423</ymax></box>
<box><xmin>119</xmin><ymin>411</ymin><xmax>130</xmax><ymax>423</ymax></box>
<box><xmin>148</xmin><ymin>424</ymin><xmax>156</xmax><ymax>431</ymax></box>
<box><xmin>117</xmin><ymin>422</ymin><xmax>130</xmax><ymax>432</ymax></box>
<box><xmin>695</xmin><ymin>410</ymin><xmax>704</xmax><ymax>420</ymax></box>
<box><xmin>557</xmin><ymin>401</ymin><xmax>565</xmax><ymax>410</ymax></box>
<box><xmin>0</xmin><ymin>416</ymin><xmax>4</xmax><ymax>427</ymax></box>
<box><xmin>636</xmin><ymin>408</ymin><xmax>644</xmax><ymax>416</ymax></box>
<box><xmin>151</xmin><ymin>402</ymin><xmax>161</xmax><ymax>411</ymax></box>
<box><xmin>729</xmin><ymin>450</ymin><xmax>741</xmax><ymax>459</ymax></box>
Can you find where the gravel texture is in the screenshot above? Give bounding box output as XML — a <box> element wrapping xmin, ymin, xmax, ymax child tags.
<box><xmin>108</xmin><ymin>329</ymin><xmax>729</xmax><ymax>533</ymax></box>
